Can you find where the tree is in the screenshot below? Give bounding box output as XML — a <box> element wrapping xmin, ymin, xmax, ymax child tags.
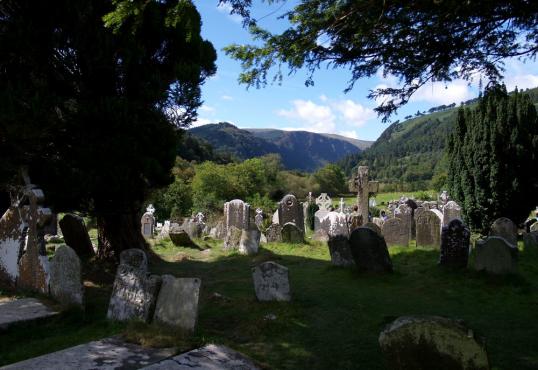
<box><xmin>312</xmin><ymin>164</ymin><xmax>347</xmax><ymax>195</ymax></box>
<box><xmin>447</xmin><ymin>85</ymin><xmax>538</xmax><ymax>232</ymax></box>
<box><xmin>221</xmin><ymin>0</ymin><xmax>538</xmax><ymax>119</ymax></box>
<box><xmin>0</xmin><ymin>0</ymin><xmax>216</xmax><ymax>260</ymax></box>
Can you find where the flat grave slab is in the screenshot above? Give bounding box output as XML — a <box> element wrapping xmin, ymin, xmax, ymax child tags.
<box><xmin>141</xmin><ymin>344</ymin><xmax>260</xmax><ymax>370</ymax></box>
<box><xmin>0</xmin><ymin>298</ymin><xmax>59</xmax><ymax>330</ymax></box>
<box><xmin>0</xmin><ymin>337</ymin><xmax>176</xmax><ymax>370</ymax></box>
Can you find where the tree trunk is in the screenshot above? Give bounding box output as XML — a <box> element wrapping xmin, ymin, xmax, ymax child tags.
<box><xmin>97</xmin><ymin>212</ymin><xmax>149</xmax><ymax>262</ymax></box>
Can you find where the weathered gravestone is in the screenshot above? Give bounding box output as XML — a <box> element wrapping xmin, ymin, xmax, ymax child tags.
<box><xmin>209</xmin><ymin>220</ymin><xmax>226</xmax><ymax>240</ymax></box>
<box><xmin>278</xmin><ymin>194</ymin><xmax>305</xmax><ymax>231</ymax></box>
<box><xmin>254</xmin><ymin>208</ymin><xmax>264</xmax><ymax>229</ymax></box>
<box><xmin>265</xmin><ymin>224</ymin><xmax>282</xmax><ymax>243</ymax></box>
<box><xmin>442</xmin><ymin>201</ymin><xmax>462</xmax><ymax>226</ymax></box>
<box><xmin>349</xmin><ymin>227</ymin><xmax>392</xmax><ymax>273</ymax></box>
<box><xmin>59</xmin><ymin>214</ymin><xmax>95</xmax><ymax>257</ymax></box>
<box><xmin>49</xmin><ymin>245</ymin><xmax>84</xmax><ymax>307</ymax></box>
<box><xmin>224</xmin><ymin>199</ymin><xmax>250</xmax><ymax>232</ymax></box>
<box><xmin>394</xmin><ymin>204</ymin><xmax>412</xmax><ymax>240</ymax></box>
<box><xmin>316</xmin><ymin>211</ymin><xmax>349</xmax><ymax>238</ymax></box>
<box><xmin>224</xmin><ymin>225</ymin><xmax>243</xmax><ymax>250</ymax></box>
<box><xmin>363</xmin><ymin>222</ymin><xmax>382</xmax><ymax>236</ymax></box>
<box><xmin>0</xmin><ymin>207</ymin><xmax>26</xmax><ymax>287</ymax></box>
<box><xmin>169</xmin><ymin>224</ymin><xmax>196</xmax><ymax>247</ymax></box>
<box><xmin>239</xmin><ymin>225</ymin><xmax>261</xmax><ymax>255</ymax></box>
<box><xmin>281</xmin><ymin>222</ymin><xmax>304</xmax><ymax>244</ymax></box>
<box><xmin>181</xmin><ymin>218</ymin><xmax>202</xmax><ymax>239</ymax></box>
<box><xmin>153</xmin><ymin>275</ymin><xmax>201</xmax><ymax>332</ymax></box>
<box><xmin>382</xmin><ymin>218</ymin><xmax>409</xmax><ymax>247</ymax></box>
<box><xmin>327</xmin><ymin>235</ymin><xmax>355</xmax><ymax>267</ymax></box>
<box><xmin>439</xmin><ymin>219</ymin><xmax>470</xmax><ymax>268</ymax></box>
<box><xmin>379</xmin><ymin>316</ymin><xmax>489</xmax><ymax>370</ymax></box>
<box><xmin>252</xmin><ymin>261</ymin><xmax>291</xmax><ymax>301</ymax></box>
<box><xmin>140</xmin><ymin>210</ymin><xmax>155</xmax><ymax>238</ymax></box>
<box><xmin>351</xmin><ymin>166</ymin><xmax>379</xmax><ymax>224</ymax></box>
<box><xmin>489</xmin><ymin>217</ymin><xmax>518</xmax><ymax>247</ymax></box>
<box><xmin>523</xmin><ymin>232</ymin><xmax>538</xmax><ymax>250</ymax></box>
<box><xmin>107</xmin><ymin>249</ymin><xmax>162</xmax><ymax>322</ymax></box>
<box><xmin>474</xmin><ymin>236</ymin><xmax>518</xmax><ymax>274</ymax></box>
<box><xmin>416</xmin><ymin>209</ymin><xmax>442</xmax><ymax>248</ymax></box>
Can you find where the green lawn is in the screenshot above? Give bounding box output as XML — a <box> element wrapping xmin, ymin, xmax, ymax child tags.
<box><xmin>1</xmin><ymin>238</ymin><xmax>538</xmax><ymax>369</ymax></box>
<box><xmin>343</xmin><ymin>190</ymin><xmax>437</xmax><ymax>208</ymax></box>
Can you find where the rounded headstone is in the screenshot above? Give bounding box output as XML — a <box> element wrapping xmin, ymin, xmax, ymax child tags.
<box><xmin>382</xmin><ymin>218</ymin><xmax>409</xmax><ymax>247</ymax></box>
<box><xmin>281</xmin><ymin>222</ymin><xmax>304</xmax><ymax>244</ymax></box>
<box><xmin>327</xmin><ymin>235</ymin><xmax>354</xmax><ymax>267</ymax></box>
<box><xmin>252</xmin><ymin>261</ymin><xmax>291</xmax><ymax>301</ymax></box>
<box><xmin>489</xmin><ymin>217</ymin><xmax>518</xmax><ymax>247</ymax></box>
<box><xmin>50</xmin><ymin>245</ymin><xmax>84</xmax><ymax>307</ymax></box>
<box><xmin>439</xmin><ymin>219</ymin><xmax>470</xmax><ymax>268</ymax></box>
<box><xmin>363</xmin><ymin>222</ymin><xmax>382</xmax><ymax>236</ymax></box>
<box><xmin>119</xmin><ymin>249</ymin><xmax>148</xmax><ymax>271</ymax></box>
<box><xmin>349</xmin><ymin>227</ymin><xmax>392</xmax><ymax>273</ymax></box>
<box><xmin>59</xmin><ymin>214</ymin><xmax>95</xmax><ymax>257</ymax></box>
<box><xmin>474</xmin><ymin>236</ymin><xmax>518</xmax><ymax>274</ymax></box>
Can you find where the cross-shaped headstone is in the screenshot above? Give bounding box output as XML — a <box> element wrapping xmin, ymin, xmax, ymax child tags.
<box><xmin>350</xmin><ymin>166</ymin><xmax>379</xmax><ymax>222</ymax></box>
<box><xmin>146</xmin><ymin>204</ymin><xmax>156</xmax><ymax>215</ymax></box>
<box><xmin>316</xmin><ymin>193</ymin><xmax>332</xmax><ymax>211</ymax></box>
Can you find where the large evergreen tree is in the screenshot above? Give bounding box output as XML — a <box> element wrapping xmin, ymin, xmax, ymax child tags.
<box><xmin>0</xmin><ymin>0</ymin><xmax>216</xmax><ymax>260</ymax></box>
<box><xmin>447</xmin><ymin>85</ymin><xmax>538</xmax><ymax>233</ymax></box>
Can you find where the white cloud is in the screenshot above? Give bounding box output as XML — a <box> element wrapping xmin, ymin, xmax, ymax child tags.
<box><xmin>221</xmin><ymin>95</ymin><xmax>234</xmax><ymax>101</ymax></box>
<box><xmin>338</xmin><ymin>130</ymin><xmax>359</xmax><ymax>139</ymax></box>
<box><xmin>410</xmin><ymin>80</ymin><xmax>474</xmax><ymax>105</ymax></box>
<box><xmin>278</xmin><ymin>99</ymin><xmax>336</xmax><ymax>132</ymax></box>
<box><xmin>504</xmin><ymin>73</ymin><xmax>538</xmax><ymax>91</ymax></box>
<box><xmin>332</xmin><ymin>99</ymin><xmax>375</xmax><ymax>127</ymax></box>
<box><xmin>319</xmin><ymin>94</ymin><xmax>328</xmax><ymax>102</ymax></box>
<box><xmin>199</xmin><ymin>104</ymin><xmax>216</xmax><ymax>114</ymax></box>
<box><xmin>191</xmin><ymin>117</ymin><xmax>213</xmax><ymax>128</ymax></box>
<box><xmin>216</xmin><ymin>3</ymin><xmax>242</xmax><ymax>23</ymax></box>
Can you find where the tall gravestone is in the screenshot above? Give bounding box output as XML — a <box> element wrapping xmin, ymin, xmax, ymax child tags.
<box><xmin>351</xmin><ymin>166</ymin><xmax>379</xmax><ymax>224</ymax></box>
<box><xmin>224</xmin><ymin>199</ymin><xmax>250</xmax><ymax>232</ymax></box>
<box><xmin>394</xmin><ymin>204</ymin><xmax>412</xmax><ymax>240</ymax></box>
<box><xmin>314</xmin><ymin>193</ymin><xmax>332</xmax><ymax>231</ymax></box>
<box><xmin>141</xmin><ymin>210</ymin><xmax>155</xmax><ymax>238</ymax></box>
<box><xmin>474</xmin><ymin>236</ymin><xmax>518</xmax><ymax>274</ymax></box>
<box><xmin>59</xmin><ymin>214</ymin><xmax>95</xmax><ymax>257</ymax></box>
<box><xmin>416</xmin><ymin>209</ymin><xmax>442</xmax><ymax>248</ymax></box>
<box><xmin>442</xmin><ymin>201</ymin><xmax>462</xmax><ymax>226</ymax></box>
<box><xmin>278</xmin><ymin>194</ymin><xmax>304</xmax><ymax>231</ymax></box>
<box><xmin>349</xmin><ymin>227</ymin><xmax>392</xmax><ymax>273</ymax></box>
<box><xmin>0</xmin><ymin>206</ymin><xmax>26</xmax><ymax>288</ymax></box>
<box><xmin>489</xmin><ymin>217</ymin><xmax>518</xmax><ymax>247</ymax></box>
<box><xmin>439</xmin><ymin>219</ymin><xmax>470</xmax><ymax>268</ymax></box>
<box><xmin>382</xmin><ymin>218</ymin><xmax>409</xmax><ymax>247</ymax></box>
<box><xmin>49</xmin><ymin>245</ymin><xmax>84</xmax><ymax>307</ymax></box>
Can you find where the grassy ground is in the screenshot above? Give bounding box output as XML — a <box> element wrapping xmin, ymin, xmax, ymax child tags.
<box><xmin>343</xmin><ymin>190</ymin><xmax>437</xmax><ymax>209</ymax></box>
<box><xmin>1</xmin><ymin>237</ymin><xmax>538</xmax><ymax>369</ymax></box>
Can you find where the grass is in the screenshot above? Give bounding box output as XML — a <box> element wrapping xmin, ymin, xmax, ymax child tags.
<box><xmin>2</xmin><ymin>237</ymin><xmax>538</xmax><ymax>369</ymax></box>
<box><xmin>343</xmin><ymin>190</ymin><xmax>437</xmax><ymax>208</ymax></box>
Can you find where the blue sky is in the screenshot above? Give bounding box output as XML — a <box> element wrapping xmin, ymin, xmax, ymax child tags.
<box><xmin>193</xmin><ymin>1</ymin><xmax>538</xmax><ymax>141</ymax></box>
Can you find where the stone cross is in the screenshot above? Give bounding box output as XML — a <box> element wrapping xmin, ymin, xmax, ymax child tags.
<box><xmin>351</xmin><ymin>166</ymin><xmax>379</xmax><ymax>221</ymax></box>
<box><xmin>339</xmin><ymin>198</ymin><xmax>345</xmax><ymax>213</ymax></box>
<box><xmin>146</xmin><ymin>204</ymin><xmax>155</xmax><ymax>215</ymax></box>
<box><xmin>316</xmin><ymin>193</ymin><xmax>332</xmax><ymax>212</ymax></box>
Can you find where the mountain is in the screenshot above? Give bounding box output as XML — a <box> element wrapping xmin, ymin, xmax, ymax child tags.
<box><xmin>188</xmin><ymin>123</ymin><xmax>373</xmax><ymax>172</ymax></box>
<box><xmin>340</xmin><ymin>86</ymin><xmax>538</xmax><ymax>190</ymax></box>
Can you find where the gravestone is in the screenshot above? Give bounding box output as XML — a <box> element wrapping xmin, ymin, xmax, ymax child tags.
<box><xmin>327</xmin><ymin>235</ymin><xmax>355</xmax><ymax>267</ymax></box>
<box><xmin>349</xmin><ymin>227</ymin><xmax>392</xmax><ymax>273</ymax></box>
<box><xmin>382</xmin><ymin>218</ymin><xmax>409</xmax><ymax>247</ymax></box>
<box><xmin>351</xmin><ymin>166</ymin><xmax>379</xmax><ymax>224</ymax></box>
<box><xmin>523</xmin><ymin>232</ymin><xmax>538</xmax><ymax>250</ymax></box>
<box><xmin>0</xmin><ymin>207</ymin><xmax>26</xmax><ymax>287</ymax></box>
<box><xmin>160</xmin><ymin>220</ymin><xmax>171</xmax><ymax>239</ymax></box>
<box><xmin>153</xmin><ymin>275</ymin><xmax>201</xmax><ymax>332</ymax></box>
<box><xmin>315</xmin><ymin>193</ymin><xmax>332</xmax><ymax>212</ymax></box>
<box><xmin>281</xmin><ymin>222</ymin><xmax>304</xmax><ymax>244</ymax></box>
<box><xmin>474</xmin><ymin>236</ymin><xmax>518</xmax><ymax>274</ymax></box>
<box><xmin>181</xmin><ymin>218</ymin><xmax>202</xmax><ymax>239</ymax></box>
<box><xmin>316</xmin><ymin>211</ymin><xmax>349</xmax><ymax>238</ymax></box>
<box><xmin>394</xmin><ymin>204</ymin><xmax>412</xmax><ymax>240</ymax></box>
<box><xmin>489</xmin><ymin>217</ymin><xmax>518</xmax><ymax>247</ymax></box>
<box><xmin>107</xmin><ymin>252</ymin><xmax>162</xmax><ymax>322</ymax></box>
<box><xmin>439</xmin><ymin>219</ymin><xmax>470</xmax><ymax>268</ymax></box>
<box><xmin>363</xmin><ymin>222</ymin><xmax>382</xmax><ymax>236</ymax></box>
<box><xmin>439</xmin><ymin>190</ymin><xmax>450</xmax><ymax>205</ymax></box>
<box><xmin>379</xmin><ymin>316</ymin><xmax>489</xmax><ymax>370</ymax></box>
<box><xmin>224</xmin><ymin>199</ymin><xmax>250</xmax><ymax>233</ymax></box>
<box><xmin>140</xmin><ymin>210</ymin><xmax>155</xmax><ymax>238</ymax></box>
<box><xmin>272</xmin><ymin>211</ymin><xmax>279</xmax><ymax>225</ymax></box>
<box><xmin>169</xmin><ymin>225</ymin><xmax>196</xmax><ymax>247</ymax></box>
<box><xmin>209</xmin><ymin>220</ymin><xmax>226</xmax><ymax>240</ymax></box>
<box><xmin>239</xmin><ymin>225</ymin><xmax>261</xmax><ymax>255</ymax></box>
<box><xmin>278</xmin><ymin>194</ymin><xmax>304</xmax><ymax>231</ymax></box>
<box><xmin>265</xmin><ymin>224</ymin><xmax>283</xmax><ymax>243</ymax></box>
<box><xmin>224</xmin><ymin>225</ymin><xmax>243</xmax><ymax>250</ymax></box>
<box><xmin>59</xmin><ymin>214</ymin><xmax>95</xmax><ymax>257</ymax></box>
<box><xmin>442</xmin><ymin>201</ymin><xmax>462</xmax><ymax>226</ymax></box>
<box><xmin>255</xmin><ymin>208</ymin><xmax>264</xmax><ymax>229</ymax></box>
<box><xmin>313</xmin><ymin>228</ymin><xmax>330</xmax><ymax>242</ymax></box>
<box><xmin>416</xmin><ymin>209</ymin><xmax>442</xmax><ymax>248</ymax></box>
<box><xmin>49</xmin><ymin>245</ymin><xmax>84</xmax><ymax>307</ymax></box>
<box><xmin>252</xmin><ymin>261</ymin><xmax>291</xmax><ymax>301</ymax></box>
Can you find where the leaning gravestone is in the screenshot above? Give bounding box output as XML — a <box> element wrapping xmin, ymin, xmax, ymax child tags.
<box><xmin>489</xmin><ymin>217</ymin><xmax>518</xmax><ymax>247</ymax></box>
<box><xmin>379</xmin><ymin>316</ymin><xmax>489</xmax><ymax>370</ymax></box>
<box><xmin>442</xmin><ymin>201</ymin><xmax>462</xmax><ymax>226</ymax></box>
<box><xmin>416</xmin><ymin>209</ymin><xmax>442</xmax><ymax>248</ymax></box>
<box><xmin>439</xmin><ymin>219</ymin><xmax>470</xmax><ymax>268</ymax></box>
<box><xmin>265</xmin><ymin>224</ymin><xmax>282</xmax><ymax>243</ymax></box>
<box><xmin>382</xmin><ymin>218</ymin><xmax>409</xmax><ymax>247</ymax></box>
<box><xmin>281</xmin><ymin>222</ymin><xmax>304</xmax><ymax>244</ymax></box>
<box><xmin>327</xmin><ymin>235</ymin><xmax>355</xmax><ymax>267</ymax></box>
<box><xmin>107</xmin><ymin>249</ymin><xmax>162</xmax><ymax>322</ymax></box>
<box><xmin>239</xmin><ymin>225</ymin><xmax>261</xmax><ymax>255</ymax></box>
<box><xmin>153</xmin><ymin>275</ymin><xmax>201</xmax><ymax>332</ymax></box>
<box><xmin>349</xmin><ymin>227</ymin><xmax>392</xmax><ymax>273</ymax></box>
<box><xmin>49</xmin><ymin>245</ymin><xmax>84</xmax><ymax>307</ymax></box>
<box><xmin>252</xmin><ymin>261</ymin><xmax>291</xmax><ymax>301</ymax></box>
<box><xmin>474</xmin><ymin>236</ymin><xmax>518</xmax><ymax>274</ymax></box>
<box><xmin>278</xmin><ymin>194</ymin><xmax>305</xmax><ymax>231</ymax></box>
<box><xmin>59</xmin><ymin>214</ymin><xmax>95</xmax><ymax>257</ymax></box>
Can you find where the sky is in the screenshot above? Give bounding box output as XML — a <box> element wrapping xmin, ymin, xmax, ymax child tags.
<box><xmin>193</xmin><ymin>1</ymin><xmax>538</xmax><ymax>141</ymax></box>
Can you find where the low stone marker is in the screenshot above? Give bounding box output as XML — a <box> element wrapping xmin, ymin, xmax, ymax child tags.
<box><xmin>107</xmin><ymin>250</ymin><xmax>162</xmax><ymax>322</ymax></box>
<box><xmin>141</xmin><ymin>344</ymin><xmax>260</xmax><ymax>370</ymax></box>
<box><xmin>49</xmin><ymin>245</ymin><xmax>84</xmax><ymax>307</ymax></box>
<box><xmin>349</xmin><ymin>227</ymin><xmax>392</xmax><ymax>273</ymax></box>
<box><xmin>327</xmin><ymin>235</ymin><xmax>355</xmax><ymax>267</ymax></box>
<box><xmin>1</xmin><ymin>336</ymin><xmax>176</xmax><ymax>370</ymax></box>
<box><xmin>252</xmin><ymin>261</ymin><xmax>291</xmax><ymax>301</ymax></box>
<box><xmin>265</xmin><ymin>224</ymin><xmax>282</xmax><ymax>243</ymax></box>
<box><xmin>474</xmin><ymin>236</ymin><xmax>518</xmax><ymax>274</ymax></box>
<box><xmin>169</xmin><ymin>226</ymin><xmax>196</xmax><ymax>248</ymax></box>
<box><xmin>379</xmin><ymin>316</ymin><xmax>489</xmax><ymax>370</ymax></box>
<box><xmin>489</xmin><ymin>217</ymin><xmax>518</xmax><ymax>247</ymax></box>
<box><xmin>382</xmin><ymin>218</ymin><xmax>409</xmax><ymax>247</ymax></box>
<box><xmin>119</xmin><ymin>248</ymin><xmax>148</xmax><ymax>270</ymax></box>
<box><xmin>0</xmin><ymin>298</ymin><xmax>59</xmax><ymax>330</ymax></box>
<box><xmin>439</xmin><ymin>219</ymin><xmax>470</xmax><ymax>268</ymax></box>
<box><xmin>281</xmin><ymin>222</ymin><xmax>304</xmax><ymax>244</ymax></box>
<box><xmin>59</xmin><ymin>214</ymin><xmax>95</xmax><ymax>257</ymax></box>
<box><xmin>153</xmin><ymin>275</ymin><xmax>201</xmax><ymax>332</ymax></box>
<box><xmin>239</xmin><ymin>226</ymin><xmax>261</xmax><ymax>255</ymax></box>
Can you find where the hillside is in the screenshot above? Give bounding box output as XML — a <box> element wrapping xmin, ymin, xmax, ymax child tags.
<box><xmin>189</xmin><ymin>123</ymin><xmax>373</xmax><ymax>172</ymax></box>
<box><xmin>340</xmin><ymin>86</ymin><xmax>538</xmax><ymax>190</ymax></box>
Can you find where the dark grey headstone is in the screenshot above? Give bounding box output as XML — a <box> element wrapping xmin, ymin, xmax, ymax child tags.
<box><xmin>327</xmin><ymin>235</ymin><xmax>355</xmax><ymax>267</ymax></box>
<box><xmin>265</xmin><ymin>224</ymin><xmax>282</xmax><ymax>243</ymax></box>
<box><xmin>349</xmin><ymin>227</ymin><xmax>392</xmax><ymax>273</ymax></box>
<box><xmin>281</xmin><ymin>222</ymin><xmax>304</xmax><ymax>244</ymax></box>
<box><xmin>439</xmin><ymin>219</ymin><xmax>470</xmax><ymax>268</ymax></box>
<box><xmin>58</xmin><ymin>214</ymin><xmax>95</xmax><ymax>257</ymax></box>
<box><xmin>278</xmin><ymin>194</ymin><xmax>304</xmax><ymax>231</ymax></box>
<box><xmin>119</xmin><ymin>248</ymin><xmax>148</xmax><ymax>270</ymax></box>
<box><xmin>474</xmin><ymin>236</ymin><xmax>518</xmax><ymax>274</ymax></box>
<box><xmin>489</xmin><ymin>217</ymin><xmax>518</xmax><ymax>247</ymax></box>
<box><xmin>169</xmin><ymin>226</ymin><xmax>196</xmax><ymax>247</ymax></box>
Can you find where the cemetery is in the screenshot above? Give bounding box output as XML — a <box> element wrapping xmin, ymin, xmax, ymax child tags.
<box><xmin>2</xmin><ymin>1</ymin><xmax>538</xmax><ymax>369</ymax></box>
